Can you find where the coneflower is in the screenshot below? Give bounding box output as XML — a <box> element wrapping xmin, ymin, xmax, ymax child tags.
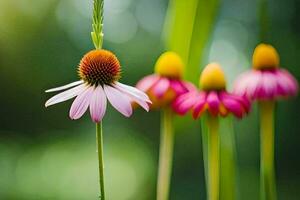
<box><xmin>173</xmin><ymin>63</ymin><xmax>250</xmax><ymax>200</ymax></box>
<box><xmin>45</xmin><ymin>1</ymin><xmax>150</xmax><ymax>199</ymax></box>
<box><xmin>233</xmin><ymin>44</ymin><xmax>298</xmax><ymax>200</ymax></box>
<box><xmin>136</xmin><ymin>51</ymin><xmax>191</xmax><ymax>200</ymax></box>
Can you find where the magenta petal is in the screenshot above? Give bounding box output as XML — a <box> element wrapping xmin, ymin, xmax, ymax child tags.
<box><xmin>136</xmin><ymin>74</ymin><xmax>160</xmax><ymax>91</ymax></box>
<box><xmin>219</xmin><ymin>91</ymin><xmax>250</xmax><ymax>113</ymax></box>
<box><xmin>221</xmin><ymin>95</ymin><xmax>244</xmax><ymax>118</ymax></box>
<box><xmin>192</xmin><ymin>92</ymin><xmax>207</xmax><ymax>119</ymax></box>
<box><xmin>173</xmin><ymin>92</ymin><xmax>198</xmax><ymax>115</ymax></box>
<box><xmin>276</xmin><ymin>69</ymin><xmax>299</xmax><ymax>96</ymax></box>
<box><xmin>104</xmin><ymin>85</ymin><xmax>133</xmax><ymax>117</ymax></box>
<box><xmin>152</xmin><ymin>77</ymin><xmax>170</xmax><ymax>98</ymax></box>
<box><xmin>207</xmin><ymin>91</ymin><xmax>220</xmax><ymax>115</ymax></box>
<box><xmin>69</xmin><ymin>86</ymin><xmax>93</xmax><ymax>120</ymax></box>
<box><xmin>89</xmin><ymin>86</ymin><xmax>107</xmax><ymax>123</ymax></box>
<box><xmin>169</xmin><ymin>80</ymin><xmax>188</xmax><ymax>95</ymax></box>
<box><xmin>258</xmin><ymin>71</ymin><xmax>277</xmax><ymax>99</ymax></box>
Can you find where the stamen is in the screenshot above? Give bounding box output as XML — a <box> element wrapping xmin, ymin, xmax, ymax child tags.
<box><xmin>200</xmin><ymin>63</ymin><xmax>226</xmax><ymax>91</ymax></box>
<box><xmin>253</xmin><ymin>44</ymin><xmax>279</xmax><ymax>70</ymax></box>
<box><xmin>155</xmin><ymin>51</ymin><xmax>184</xmax><ymax>79</ymax></box>
<box><xmin>79</xmin><ymin>50</ymin><xmax>121</xmax><ymax>85</ymax></box>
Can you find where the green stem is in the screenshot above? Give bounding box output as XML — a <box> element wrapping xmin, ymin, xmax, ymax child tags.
<box><xmin>207</xmin><ymin>115</ymin><xmax>220</xmax><ymax>200</ymax></box>
<box><xmin>156</xmin><ymin>108</ymin><xmax>174</xmax><ymax>200</ymax></box>
<box><xmin>92</xmin><ymin>0</ymin><xmax>104</xmax><ymax>49</ymax></box>
<box><xmin>220</xmin><ymin>117</ymin><xmax>237</xmax><ymax>200</ymax></box>
<box><xmin>259</xmin><ymin>101</ymin><xmax>276</xmax><ymax>200</ymax></box>
<box><xmin>96</xmin><ymin>122</ymin><xmax>105</xmax><ymax>200</ymax></box>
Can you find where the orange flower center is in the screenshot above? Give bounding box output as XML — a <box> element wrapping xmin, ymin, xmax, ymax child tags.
<box><xmin>78</xmin><ymin>50</ymin><xmax>121</xmax><ymax>85</ymax></box>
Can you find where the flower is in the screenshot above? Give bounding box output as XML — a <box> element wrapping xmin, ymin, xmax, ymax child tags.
<box><xmin>233</xmin><ymin>44</ymin><xmax>298</xmax><ymax>100</ymax></box>
<box><xmin>136</xmin><ymin>51</ymin><xmax>192</xmax><ymax>109</ymax></box>
<box><xmin>45</xmin><ymin>49</ymin><xmax>151</xmax><ymax>123</ymax></box>
<box><xmin>173</xmin><ymin>63</ymin><xmax>250</xmax><ymax>119</ymax></box>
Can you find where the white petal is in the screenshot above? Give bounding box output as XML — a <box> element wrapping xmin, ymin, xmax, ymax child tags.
<box><xmin>45</xmin><ymin>84</ymin><xmax>86</xmax><ymax>107</ymax></box>
<box><xmin>69</xmin><ymin>86</ymin><xmax>93</xmax><ymax>120</ymax></box>
<box><xmin>45</xmin><ymin>80</ymin><xmax>84</xmax><ymax>93</ymax></box>
<box><xmin>89</xmin><ymin>86</ymin><xmax>107</xmax><ymax>123</ymax></box>
<box><xmin>116</xmin><ymin>82</ymin><xmax>150</xmax><ymax>100</ymax></box>
<box><xmin>114</xmin><ymin>82</ymin><xmax>151</xmax><ymax>111</ymax></box>
<box><xmin>104</xmin><ymin>85</ymin><xmax>133</xmax><ymax>117</ymax></box>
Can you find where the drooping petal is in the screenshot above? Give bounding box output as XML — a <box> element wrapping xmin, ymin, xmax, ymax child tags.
<box><xmin>173</xmin><ymin>92</ymin><xmax>199</xmax><ymax>115</ymax></box>
<box><xmin>114</xmin><ymin>82</ymin><xmax>151</xmax><ymax>111</ymax></box>
<box><xmin>206</xmin><ymin>91</ymin><xmax>220</xmax><ymax>116</ymax></box>
<box><xmin>192</xmin><ymin>92</ymin><xmax>207</xmax><ymax>119</ymax></box>
<box><xmin>136</xmin><ymin>74</ymin><xmax>160</xmax><ymax>91</ymax></box>
<box><xmin>220</xmin><ymin>91</ymin><xmax>251</xmax><ymax>113</ymax></box>
<box><xmin>152</xmin><ymin>77</ymin><xmax>170</xmax><ymax>98</ymax></box>
<box><xmin>234</xmin><ymin>70</ymin><xmax>262</xmax><ymax>99</ymax></box>
<box><xmin>69</xmin><ymin>86</ymin><xmax>93</xmax><ymax>120</ymax></box>
<box><xmin>221</xmin><ymin>94</ymin><xmax>244</xmax><ymax>118</ymax></box>
<box><xmin>45</xmin><ymin>84</ymin><xmax>86</xmax><ymax>107</ymax></box>
<box><xmin>276</xmin><ymin>69</ymin><xmax>299</xmax><ymax>96</ymax></box>
<box><xmin>115</xmin><ymin>82</ymin><xmax>151</xmax><ymax>103</ymax></box>
<box><xmin>169</xmin><ymin>80</ymin><xmax>188</xmax><ymax>95</ymax></box>
<box><xmin>244</xmin><ymin>70</ymin><xmax>262</xmax><ymax>99</ymax></box>
<box><xmin>45</xmin><ymin>80</ymin><xmax>84</xmax><ymax>93</ymax></box>
<box><xmin>104</xmin><ymin>85</ymin><xmax>133</xmax><ymax>117</ymax></box>
<box><xmin>258</xmin><ymin>71</ymin><xmax>277</xmax><ymax>99</ymax></box>
<box><xmin>89</xmin><ymin>86</ymin><xmax>107</xmax><ymax>123</ymax></box>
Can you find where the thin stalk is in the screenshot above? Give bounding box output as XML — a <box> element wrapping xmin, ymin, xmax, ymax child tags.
<box><xmin>220</xmin><ymin>117</ymin><xmax>237</xmax><ymax>200</ymax></box>
<box><xmin>92</xmin><ymin>0</ymin><xmax>104</xmax><ymax>49</ymax></box>
<box><xmin>207</xmin><ymin>115</ymin><xmax>220</xmax><ymax>200</ymax></box>
<box><xmin>156</xmin><ymin>108</ymin><xmax>174</xmax><ymax>200</ymax></box>
<box><xmin>96</xmin><ymin>122</ymin><xmax>105</xmax><ymax>200</ymax></box>
<box><xmin>259</xmin><ymin>101</ymin><xmax>276</xmax><ymax>200</ymax></box>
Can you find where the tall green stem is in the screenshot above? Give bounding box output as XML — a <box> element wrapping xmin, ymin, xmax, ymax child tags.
<box><xmin>207</xmin><ymin>115</ymin><xmax>220</xmax><ymax>200</ymax></box>
<box><xmin>157</xmin><ymin>108</ymin><xmax>174</xmax><ymax>200</ymax></box>
<box><xmin>92</xmin><ymin>0</ymin><xmax>104</xmax><ymax>49</ymax></box>
<box><xmin>259</xmin><ymin>101</ymin><xmax>276</xmax><ymax>200</ymax></box>
<box><xmin>96</xmin><ymin>122</ymin><xmax>105</xmax><ymax>200</ymax></box>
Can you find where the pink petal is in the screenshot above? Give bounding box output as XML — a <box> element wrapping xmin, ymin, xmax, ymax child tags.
<box><xmin>136</xmin><ymin>74</ymin><xmax>160</xmax><ymax>91</ymax></box>
<box><xmin>114</xmin><ymin>82</ymin><xmax>151</xmax><ymax>111</ymax></box>
<box><xmin>221</xmin><ymin>95</ymin><xmax>244</xmax><ymax>118</ymax></box>
<box><xmin>258</xmin><ymin>71</ymin><xmax>277</xmax><ymax>99</ymax></box>
<box><xmin>276</xmin><ymin>69</ymin><xmax>299</xmax><ymax>96</ymax></box>
<box><xmin>45</xmin><ymin>80</ymin><xmax>84</xmax><ymax>93</ymax></box>
<box><xmin>104</xmin><ymin>85</ymin><xmax>133</xmax><ymax>117</ymax></box>
<box><xmin>152</xmin><ymin>77</ymin><xmax>170</xmax><ymax>98</ymax></box>
<box><xmin>169</xmin><ymin>80</ymin><xmax>188</xmax><ymax>95</ymax></box>
<box><xmin>69</xmin><ymin>86</ymin><xmax>93</xmax><ymax>120</ymax></box>
<box><xmin>45</xmin><ymin>84</ymin><xmax>86</xmax><ymax>107</ymax></box>
<box><xmin>234</xmin><ymin>70</ymin><xmax>262</xmax><ymax>99</ymax></box>
<box><xmin>173</xmin><ymin>92</ymin><xmax>199</xmax><ymax>115</ymax></box>
<box><xmin>220</xmin><ymin>91</ymin><xmax>251</xmax><ymax>113</ymax></box>
<box><xmin>89</xmin><ymin>86</ymin><xmax>107</xmax><ymax>123</ymax></box>
<box><xmin>115</xmin><ymin>82</ymin><xmax>151</xmax><ymax>103</ymax></box>
<box><xmin>192</xmin><ymin>92</ymin><xmax>207</xmax><ymax>119</ymax></box>
<box><xmin>206</xmin><ymin>91</ymin><xmax>220</xmax><ymax>115</ymax></box>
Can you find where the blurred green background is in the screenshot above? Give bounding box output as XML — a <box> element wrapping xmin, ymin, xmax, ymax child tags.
<box><xmin>0</xmin><ymin>0</ymin><xmax>299</xmax><ymax>199</ymax></box>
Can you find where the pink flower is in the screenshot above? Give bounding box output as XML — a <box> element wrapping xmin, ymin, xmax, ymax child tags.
<box><xmin>136</xmin><ymin>52</ymin><xmax>192</xmax><ymax>109</ymax></box>
<box><xmin>173</xmin><ymin>90</ymin><xmax>250</xmax><ymax>119</ymax></box>
<box><xmin>173</xmin><ymin>63</ymin><xmax>250</xmax><ymax>119</ymax></box>
<box><xmin>136</xmin><ymin>74</ymin><xmax>193</xmax><ymax>108</ymax></box>
<box><xmin>45</xmin><ymin>49</ymin><xmax>151</xmax><ymax>123</ymax></box>
<box><xmin>233</xmin><ymin>44</ymin><xmax>298</xmax><ymax>100</ymax></box>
